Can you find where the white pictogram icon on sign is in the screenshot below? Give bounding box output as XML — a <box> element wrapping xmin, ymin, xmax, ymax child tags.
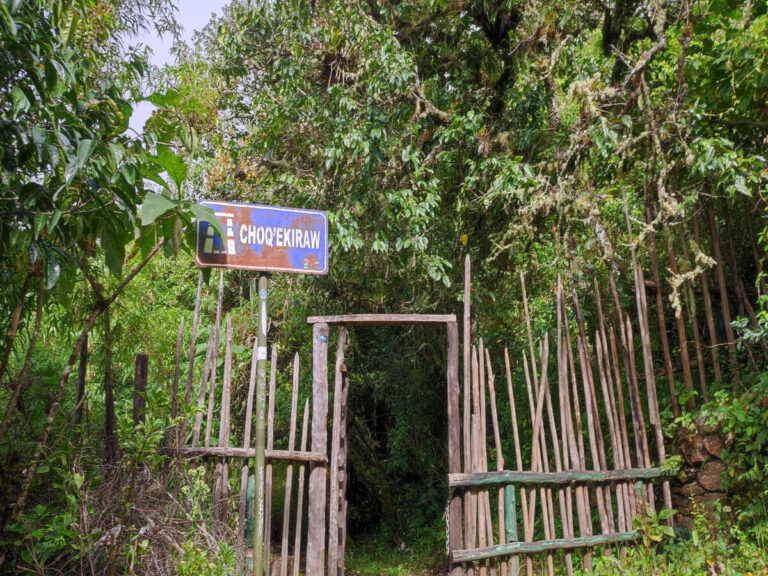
<box><xmin>203</xmin><ymin>212</ymin><xmax>237</xmax><ymax>255</ymax></box>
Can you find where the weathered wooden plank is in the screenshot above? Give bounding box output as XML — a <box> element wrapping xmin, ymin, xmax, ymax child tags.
<box><xmin>447</xmin><ymin>321</ymin><xmax>464</xmax><ymax>576</ymax></box>
<box><xmin>293</xmin><ymin>399</ymin><xmax>310</xmax><ymax>576</ymax></box>
<box><xmin>452</xmin><ymin>532</ymin><xmax>639</xmax><ymax>563</ymax></box>
<box><xmin>306</xmin><ymin>314</ymin><xmax>456</xmax><ymax>325</ymax></box>
<box><xmin>307</xmin><ymin>322</ymin><xmax>329</xmax><ymax>576</ymax></box>
<box><xmin>328</xmin><ymin>327</ymin><xmax>347</xmax><ymax>576</ymax></box>
<box><xmin>449</xmin><ymin>468</ymin><xmax>672</xmax><ymax>488</ymax></box>
<box><xmin>158</xmin><ymin>446</ymin><xmax>327</xmax><ymax>463</ymax></box>
<box><xmin>237</xmin><ymin>337</ymin><xmax>260</xmax><ymax>574</ymax></box>
<box><xmin>280</xmin><ymin>353</ymin><xmax>300</xmax><ymax>576</ymax></box>
<box><xmin>264</xmin><ymin>346</ymin><xmax>278</xmax><ymax>567</ymax></box>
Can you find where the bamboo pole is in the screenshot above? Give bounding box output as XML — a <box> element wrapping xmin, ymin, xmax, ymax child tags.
<box><xmin>504</xmin><ymin>348</ymin><xmax>528</xmax><ymax>576</ymax></box>
<box><xmin>569</xmin><ymin>282</ymin><xmax>611</xmax><ymax>535</ymax></box>
<box><xmin>706</xmin><ymin>196</ymin><xmax>738</xmax><ymax>374</ymax></box>
<box><xmin>472</xmin><ymin>348</ymin><xmax>487</xmax><ymax>576</ymax></box>
<box><xmin>237</xmin><ymin>337</ymin><xmax>260</xmax><ymax>574</ymax></box>
<box><xmin>666</xmin><ymin>234</ymin><xmax>696</xmax><ymax>407</ymax></box>
<box><xmin>202</xmin><ymin>272</ymin><xmax>225</xmax><ymax>448</ymax></box>
<box><xmin>679</xmin><ymin>225</ymin><xmax>708</xmax><ymax>397</ymax></box>
<box><xmin>214</xmin><ymin>315</ymin><xmax>233</xmax><ymax>525</ymax></box>
<box><xmin>180</xmin><ymin>271</ymin><xmax>204</xmax><ymax>446</ymax></box>
<box><xmin>264</xmin><ymin>346</ymin><xmax>278</xmax><ymax>568</ymax></box>
<box><xmin>646</xmin><ymin>206</ymin><xmax>680</xmax><ymax>417</ymax></box>
<box><xmin>693</xmin><ymin>211</ymin><xmax>722</xmax><ymax>382</ymax></box>
<box><xmin>293</xmin><ymin>399</ymin><xmax>310</xmax><ymax>576</ymax></box>
<box><xmin>280</xmin><ymin>354</ymin><xmax>300</xmax><ymax>576</ymax></box>
<box><xmin>484</xmin><ymin>349</ymin><xmax>507</xmax><ymax>576</ymax></box>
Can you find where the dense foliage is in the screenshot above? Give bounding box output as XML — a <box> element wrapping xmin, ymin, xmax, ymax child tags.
<box><xmin>1</xmin><ymin>0</ymin><xmax>767</xmax><ymax>573</ymax></box>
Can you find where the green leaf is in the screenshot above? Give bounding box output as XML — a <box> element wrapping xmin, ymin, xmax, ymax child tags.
<box><xmin>101</xmin><ymin>226</ymin><xmax>125</xmax><ymax>277</ymax></box>
<box><xmin>155</xmin><ymin>146</ymin><xmax>188</xmax><ymax>192</ymax></box>
<box><xmin>189</xmin><ymin>202</ymin><xmax>225</xmax><ymax>238</ymax></box>
<box><xmin>0</xmin><ymin>2</ymin><xmax>16</xmax><ymax>36</ymax></box>
<box><xmin>46</xmin><ymin>253</ymin><xmax>60</xmax><ymax>289</ymax></box>
<box><xmin>141</xmin><ymin>191</ymin><xmax>178</xmax><ymax>226</ymax></box>
<box><xmin>11</xmin><ymin>86</ymin><xmax>29</xmax><ymax>117</ymax></box>
<box><xmin>64</xmin><ymin>139</ymin><xmax>95</xmax><ymax>184</ymax></box>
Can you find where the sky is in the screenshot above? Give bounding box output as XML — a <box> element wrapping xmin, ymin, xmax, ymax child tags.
<box><xmin>128</xmin><ymin>0</ymin><xmax>231</xmax><ymax>133</ymax></box>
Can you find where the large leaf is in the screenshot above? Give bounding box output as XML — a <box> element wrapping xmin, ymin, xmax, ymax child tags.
<box><xmin>101</xmin><ymin>226</ymin><xmax>125</xmax><ymax>277</ymax></box>
<box><xmin>141</xmin><ymin>191</ymin><xmax>178</xmax><ymax>226</ymax></box>
<box><xmin>154</xmin><ymin>146</ymin><xmax>188</xmax><ymax>192</ymax></box>
<box><xmin>189</xmin><ymin>202</ymin><xmax>225</xmax><ymax>239</ymax></box>
<box><xmin>11</xmin><ymin>86</ymin><xmax>29</xmax><ymax>117</ymax></box>
<box><xmin>64</xmin><ymin>138</ymin><xmax>95</xmax><ymax>184</ymax></box>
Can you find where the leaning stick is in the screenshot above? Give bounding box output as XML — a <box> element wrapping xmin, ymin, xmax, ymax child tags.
<box><xmin>192</xmin><ymin>330</ymin><xmax>215</xmax><ymax>448</ymax></box>
<box><xmin>593</xmin><ymin>280</ymin><xmax>630</xmax><ymax>532</ymax></box>
<box><xmin>204</xmin><ymin>272</ymin><xmax>225</xmax><ymax>448</ymax></box>
<box><xmin>666</xmin><ymin>234</ymin><xmax>696</xmax><ymax>407</ymax></box>
<box><xmin>679</xmin><ymin>225</ymin><xmax>708</xmax><ymax>396</ymax></box>
<box><xmin>693</xmin><ymin>211</ymin><xmax>722</xmax><ymax>382</ymax></box>
<box><xmin>560</xmin><ymin>285</ymin><xmax>593</xmax><ymax>539</ymax></box>
<box><xmin>478</xmin><ymin>340</ymin><xmax>495</xmax><ymax>573</ymax></box>
<box><xmin>646</xmin><ymin>206</ymin><xmax>680</xmax><ymax>417</ymax></box>
<box><xmin>170</xmin><ymin>317</ymin><xmax>185</xmax><ymax>448</ymax></box>
<box><xmin>214</xmin><ymin>315</ymin><xmax>233</xmax><ymax>524</ymax></box>
<box><xmin>236</xmin><ymin>337</ymin><xmax>260</xmax><ymax>574</ymax></box>
<box><xmin>504</xmin><ymin>348</ymin><xmax>529</xmax><ymax>576</ymax></box>
<box><xmin>608</xmin><ymin>329</ymin><xmax>636</xmax><ymax>519</ymax></box>
<box><xmin>280</xmin><ymin>353</ymin><xmax>300</xmax><ymax>576</ymax></box>
<box><xmin>706</xmin><ymin>196</ymin><xmax>738</xmax><ymax>374</ymax></box>
<box><xmin>542</xmin><ymin>332</ymin><xmax>572</xmax><ymax>576</ymax></box>
<box><xmin>526</xmin><ymin>337</ymin><xmax>554</xmax><ymax>576</ymax></box>
<box><xmin>472</xmin><ymin>348</ymin><xmax>488</xmax><ymax>576</ymax></box>
<box><xmin>292</xmin><ymin>399</ymin><xmax>310</xmax><ymax>576</ymax></box>
<box><xmin>264</xmin><ymin>346</ymin><xmax>278</xmax><ymax>567</ymax></box>
<box><xmin>485</xmin><ymin>349</ymin><xmax>507</xmax><ymax>576</ymax></box>
<box><xmin>569</xmin><ymin>281</ymin><xmax>612</xmax><ymax>534</ymax></box>
<box><xmin>180</xmin><ymin>271</ymin><xmax>204</xmax><ymax>446</ymax></box>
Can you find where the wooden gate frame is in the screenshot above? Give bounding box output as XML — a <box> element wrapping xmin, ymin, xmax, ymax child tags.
<box><xmin>305</xmin><ymin>314</ymin><xmax>460</xmax><ymax>576</ymax></box>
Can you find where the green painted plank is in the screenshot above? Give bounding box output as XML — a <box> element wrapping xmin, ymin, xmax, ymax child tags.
<box><xmin>449</xmin><ymin>467</ymin><xmax>672</xmax><ymax>488</ymax></box>
<box><xmin>504</xmin><ymin>484</ymin><xmax>516</xmax><ymax>543</ymax></box>
<box><xmin>452</xmin><ymin>532</ymin><xmax>639</xmax><ymax>562</ymax></box>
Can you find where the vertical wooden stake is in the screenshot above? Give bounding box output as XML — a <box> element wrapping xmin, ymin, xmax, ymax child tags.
<box><xmin>180</xmin><ymin>271</ymin><xmax>204</xmax><ymax>446</ymax></box>
<box><xmin>237</xmin><ymin>337</ymin><xmax>259</xmax><ymax>574</ymax></box>
<box><xmin>264</xmin><ymin>346</ymin><xmax>278</xmax><ymax>567</ymax></box>
<box><xmin>204</xmin><ymin>272</ymin><xmax>225</xmax><ymax>448</ymax></box>
<box><xmin>447</xmin><ymin>322</ymin><xmax>464</xmax><ymax>576</ymax></box>
<box><xmin>307</xmin><ymin>322</ymin><xmax>329</xmax><ymax>576</ymax></box>
<box><xmin>280</xmin><ymin>354</ymin><xmax>300</xmax><ymax>576</ymax></box>
<box><xmin>504</xmin><ymin>348</ymin><xmax>527</xmax><ymax>576</ymax></box>
<box><xmin>293</xmin><ymin>400</ymin><xmax>310</xmax><ymax>576</ymax></box>
<box><xmin>170</xmin><ymin>318</ymin><xmax>185</xmax><ymax>447</ymax></box>
<box><xmin>693</xmin><ymin>212</ymin><xmax>722</xmax><ymax>382</ymax></box>
<box><xmin>328</xmin><ymin>328</ymin><xmax>348</xmax><ymax>576</ymax></box>
<box><xmin>679</xmin><ymin>225</ymin><xmax>708</xmax><ymax>396</ymax></box>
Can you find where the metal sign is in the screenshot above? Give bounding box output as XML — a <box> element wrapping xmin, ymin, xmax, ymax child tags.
<box><xmin>194</xmin><ymin>200</ymin><xmax>328</xmax><ymax>274</ymax></box>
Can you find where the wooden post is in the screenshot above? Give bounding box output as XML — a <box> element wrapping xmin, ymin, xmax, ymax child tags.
<box><xmin>215</xmin><ymin>315</ymin><xmax>234</xmax><ymax>525</ymax></box>
<box><xmin>328</xmin><ymin>327</ymin><xmax>347</xmax><ymax>576</ymax></box>
<box><xmin>293</xmin><ymin>399</ymin><xmax>310</xmax><ymax>576</ymax></box>
<box><xmin>252</xmin><ymin>274</ymin><xmax>270</xmax><ymax>576</ymax></box>
<box><xmin>170</xmin><ymin>318</ymin><xmax>185</xmax><ymax>447</ymax></box>
<box><xmin>646</xmin><ymin>206</ymin><xmax>681</xmax><ymax>417</ymax></box>
<box><xmin>307</xmin><ymin>322</ymin><xmax>329</xmax><ymax>576</ymax></box>
<box><xmin>264</xmin><ymin>346</ymin><xmax>278</xmax><ymax>567</ymax></box>
<box><xmin>693</xmin><ymin>212</ymin><xmax>722</xmax><ymax>382</ymax></box>
<box><xmin>180</xmin><ymin>271</ymin><xmax>204</xmax><ymax>446</ymax></box>
<box><xmin>133</xmin><ymin>352</ymin><xmax>148</xmax><ymax>425</ymax></box>
<box><xmin>447</xmin><ymin>322</ymin><xmax>464</xmax><ymax>576</ymax></box>
<box><xmin>280</xmin><ymin>353</ymin><xmax>300</xmax><ymax>576</ymax></box>
<box><xmin>237</xmin><ymin>337</ymin><xmax>260</xmax><ymax>574</ymax></box>
<box><xmin>679</xmin><ymin>225</ymin><xmax>708</xmax><ymax>397</ymax></box>
<box><xmin>666</xmin><ymin>234</ymin><xmax>696</xmax><ymax>408</ymax></box>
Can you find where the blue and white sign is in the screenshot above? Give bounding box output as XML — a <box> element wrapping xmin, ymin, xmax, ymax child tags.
<box><xmin>195</xmin><ymin>200</ymin><xmax>328</xmax><ymax>274</ymax></box>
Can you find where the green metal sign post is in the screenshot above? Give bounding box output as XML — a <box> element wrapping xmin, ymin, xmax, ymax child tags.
<box><xmin>252</xmin><ymin>273</ymin><xmax>268</xmax><ymax>576</ymax></box>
